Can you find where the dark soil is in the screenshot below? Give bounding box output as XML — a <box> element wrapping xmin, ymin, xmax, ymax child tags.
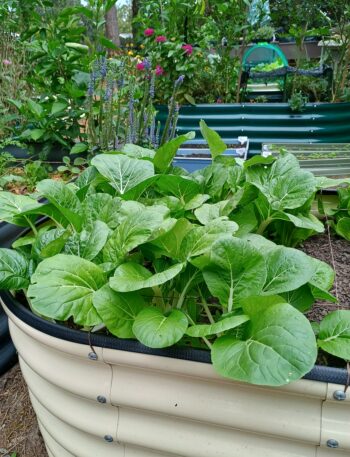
<box><xmin>0</xmin><ymin>365</ymin><xmax>47</xmax><ymax>457</ymax></box>
<box><xmin>181</xmin><ymin>143</ymin><xmax>242</xmax><ymax>149</ymax></box>
<box><xmin>301</xmin><ymin>232</ymin><xmax>350</xmax><ymax>322</ymax></box>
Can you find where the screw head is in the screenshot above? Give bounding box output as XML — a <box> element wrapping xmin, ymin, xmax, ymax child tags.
<box><xmin>327</xmin><ymin>439</ymin><xmax>339</xmax><ymax>448</ymax></box>
<box><xmin>97</xmin><ymin>395</ymin><xmax>107</xmax><ymax>404</ymax></box>
<box><xmin>88</xmin><ymin>351</ymin><xmax>98</xmax><ymax>361</ymax></box>
<box><xmin>104</xmin><ymin>435</ymin><xmax>113</xmax><ymax>443</ymax></box>
<box><xmin>333</xmin><ymin>390</ymin><xmax>346</xmax><ymax>401</ymax></box>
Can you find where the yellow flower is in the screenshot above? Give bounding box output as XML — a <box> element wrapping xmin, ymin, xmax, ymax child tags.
<box><xmin>140</xmin><ymin>44</ymin><xmax>145</xmax><ymax>49</ymax></box>
<box><xmin>128</xmin><ymin>51</ymin><xmax>134</xmax><ymax>56</ymax></box>
<box><xmin>171</xmin><ymin>37</ymin><xmax>176</xmax><ymax>41</ymax></box>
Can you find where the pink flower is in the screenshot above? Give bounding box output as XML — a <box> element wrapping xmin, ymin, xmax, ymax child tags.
<box><xmin>2</xmin><ymin>59</ymin><xmax>12</xmax><ymax>65</ymax></box>
<box><xmin>155</xmin><ymin>65</ymin><xmax>164</xmax><ymax>76</ymax></box>
<box><xmin>182</xmin><ymin>44</ymin><xmax>193</xmax><ymax>55</ymax></box>
<box><xmin>216</xmin><ymin>98</ymin><xmax>223</xmax><ymax>104</ymax></box>
<box><xmin>136</xmin><ymin>62</ymin><xmax>145</xmax><ymax>71</ymax></box>
<box><xmin>155</xmin><ymin>35</ymin><xmax>167</xmax><ymax>43</ymax></box>
<box><xmin>144</xmin><ymin>28</ymin><xmax>155</xmax><ymax>37</ymax></box>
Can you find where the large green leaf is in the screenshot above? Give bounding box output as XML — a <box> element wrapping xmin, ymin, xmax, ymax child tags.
<box><xmin>184</xmin><ymin>194</ymin><xmax>211</xmax><ymax>211</ymax></box>
<box><xmin>309</xmin><ymin>258</ymin><xmax>335</xmax><ymax>291</ymax></box>
<box><xmin>110</xmin><ymin>262</ymin><xmax>184</xmax><ymax>292</ymax></box>
<box><xmin>0</xmin><ymin>248</ymin><xmax>29</xmax><ymax>290</ymax></box>
<box><xmin>273</xmin><ymin>212</ymin><xmax>324</xmax><ymax>233</ymax></box>
<box><xmin>36</xmin><ymin>180</ymin><xmax>82</xmax><ymax>231</ymax></box>
<box><xmin>281</xmin><ymin>285</ymin><xmax>315</xmax><ymax>312</ymax></box>
<box><xmin>28</xmin><ymin>255</ymin><xmax>106</xmax><ymax>326</ymax></box>
<box><xmin>203</xmin><ymin>237</ymin><xmax>266</xmax><ymax>309</ymax></box>
<box><xmin>133</xmin><ymin>308</ymin><xmax>188</xmax><ymax>348</ymax></box>
<box><xmin>199</xmin><ymin>120</ymin><xmax>226</xmax><ymax>159</ymax></box>
<box><xmin>33</xmin><ymin>228</ymin><xmax>71</xmax><ymax>259</ymax></box>
<box><xmin>82</xmin><ymin>193</ymin><xmax>121</xmax><ymax>229</ymax></box>
<box><xmin>51</xmin><ymin>101</ymin><xmax>68</xmax><ymax>115</ymax></box>
<box><xmin>122</xmin><ymin>144</ymin><xmax>155</xmax><ymax>159</ymax></box>
<box><xmin>318</xmin><ymin>311</ymin><xmax>350</xmax><ymax>360</ymax></box>
<box><xmin>103</xmin><ymin>208</ymin><xmax>166</xmax><ymax>264</ymax></box>
<box><xmin>335</xmin><ymin>217</ymin><xmax>350</xmax><ymax>241</ymax></box>
<box><xmin>65</xmin><ymin>221</ymin><xmax>110</xmax><ymax>261</ymax></box>
<box><xmin>186</xmin><ymin>314</ymin><xmax>250</xmax><ymax>337</ymax></box>
<box><xmin>0</xmin><ymin>192</ymin><xmax>42</xmax><ymax>226</ymax></box>
<box><xmin>212</xmin><ymin>302</ymin><xmax>317</xmax><ymax>386</ymax></box>
<box><xmin>93</xmin><ymin>284</ymin><xmax>145</xmax><ymax>338</ymax></box>
<box><xmin>308</xmin><ymin>257</ymin><xmax>336</xmax><ymax>302</ymax></box>
<box><xmin>91</xmin><ymin>154</ymin><xmax>154</xmax><ymax>195</ymax></box>
<box><xmin>263</xmin><ymin>246</ymin><xmax>316</xmax><ymax>295</ymax></box>
<box><xmin>149</xmin><ymin>218</ymin><xmax>193</xmax><ymax>259</ymax></box>
<box><xmin>154</xmin><ymin>132</ymin><xmax>195</xmax><ymax>172</ymax></box>
<box><xmin>27</xmin><ymin>99</ymin><xmax>43</xmax><ymax>118</ymax></box>
<box><xmin>156</xmin><ymin>175</ymin><xmax>201</xmax><ymax>203</ymax></box>
<box><xmin>181</xmin><ymin>219</ymin><xmax>238</xmax><ymax>260</ymax></box>
<box><xmin>194</xmin><ymin>199</ymin><xmax>237</xmax><ymax>225</ymax></box>
<box><xmin>246</xmin><ymin>153</ymin><xmax>316</xmax><ymax>210</ymax></box>
<box><xmin>230</xmin><ymin>204</ymin><xmax>258</xmax><ymax>236</ymax></box>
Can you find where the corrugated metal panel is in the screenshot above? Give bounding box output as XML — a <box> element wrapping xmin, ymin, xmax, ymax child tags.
<box><xmin>4</xmin><ymin>303</ymin><xmax>350</xmax><ymax>457</ymax></box>
<box><xmin>157</xmin><ymin>103</ymin><xmax>350</xmax><ymax>155</ymax></box>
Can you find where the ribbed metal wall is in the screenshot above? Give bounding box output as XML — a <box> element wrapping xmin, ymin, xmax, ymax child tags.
<box><xmin>4</xmin><ymin>303</ymin><xmax>350</xmax><ymax>457</ymax></box>
<box><xmin>158</xmin><ymin>102</ymin><xmax>350</xmax><ymax>155</ymax></box>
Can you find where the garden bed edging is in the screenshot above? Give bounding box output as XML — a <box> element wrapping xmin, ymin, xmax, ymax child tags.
<box><xmin>2</xmin><ymin>294</ymin><xmax>350</xmax><ymax>457</ymax></box>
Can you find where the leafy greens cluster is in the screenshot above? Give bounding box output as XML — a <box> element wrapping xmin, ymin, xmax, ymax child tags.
<box><xmin>0</xmin><ymin>127</ymin><xmax>349</xmax><ymax>387</ymax></box>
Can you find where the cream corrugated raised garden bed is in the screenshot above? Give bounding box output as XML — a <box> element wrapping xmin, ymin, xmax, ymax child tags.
<box><xmin>1</xmin><ymin>131</ymin><xmax>350</xmax><ymax>457</ymax></box>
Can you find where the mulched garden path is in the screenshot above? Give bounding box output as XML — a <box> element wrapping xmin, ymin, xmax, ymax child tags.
<box><xmin>0</xmin><ymin>365</ymin><xmax>47</xmax><ymax>457</ymax></box>
<box><xmin>0</xmin><ymin>233</ymin><xmax>349</xmax><ymax>456</ymax></box>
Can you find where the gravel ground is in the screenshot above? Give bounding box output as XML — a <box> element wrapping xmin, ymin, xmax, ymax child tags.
<box><xmin>0</xmin><ymin>233</ymin><xmax>349</xmax><ymax>456</ymax></box>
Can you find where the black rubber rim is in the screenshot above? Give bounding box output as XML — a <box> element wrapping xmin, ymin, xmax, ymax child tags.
<box><xmin>0</xmin><ymin>221</ymin><xmax>22</xmax><ymax>374</ymax></box>
<box><xmin>1</xmin><ymin>289</ymin><xmax>349</xmax><ymax>385</ymax></box>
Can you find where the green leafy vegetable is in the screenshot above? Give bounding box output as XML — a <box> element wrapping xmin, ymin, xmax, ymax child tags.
<box><xmin>28</xmin><ymin>255</ymin><xmax>105</xmax><ymax>326</ymax></box>
<box><xmin>133</xmin><ymin>308</ymin><xmax>188</xmax><ymax>348</ymax></box>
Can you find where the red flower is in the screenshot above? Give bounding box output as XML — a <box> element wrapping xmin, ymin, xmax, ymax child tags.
<box><xmin>144</xmin><ymin>28</ymin><xmax>155</xmax><ymax>37</ymax></box>
<box><xmin>156</xmin><ymin>35</ymin><xmax>167</xmax><ymax>43</ymax></box>
<box><xmin>136</xmin><ymin>62</ymin><xmax>146</xmax><ymax>71</ymax></box>
<box><xmin>155</xmin><ymin>65</ymin><xmax>164</xmax><ymax>76</ymax></box>
<box><xmin>182</xmin><ymin>44</ymin><xmax>193</xmax><ymax>55</ymax></box>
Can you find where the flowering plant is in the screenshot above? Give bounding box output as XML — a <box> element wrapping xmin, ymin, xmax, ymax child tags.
<box><xmin>81</xmin><ymin>52</ymin><xmax>183</xmax><ymax>154</ymax></box>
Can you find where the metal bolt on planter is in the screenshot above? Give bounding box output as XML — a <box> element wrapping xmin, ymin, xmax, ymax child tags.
<box><xmin>104</xmin><ymin>435</ymin><xmax>113</xmax><ymax>443</ymax></box>
<box><xmin>97</xmin><ymin>395</ymin><xmax>107</xmax><ymax>403</ymax></box>
<box><xmin>327</xmin><ymin>439</ymin><xmax>339</xmax><ymax>448</ymax></box>
<box><xmin>333</xmin><ymin>390</ymin><xmax>347</xmax><ymax>401</ymax></box>
<box><xmin>88</xmin><ymin>351</ymin><xmax>98</xmax><ymax>361</ymax></box>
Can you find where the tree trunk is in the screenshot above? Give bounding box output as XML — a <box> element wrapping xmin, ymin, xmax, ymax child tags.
<box><xmin>132</xmin><ymin>0</ymin><xmax>140</xmax><ymax>39</ymax></box>
<box><xmin>105</xmin><ymin>4</ymin><xmax>120</xmax><ymax>48</ymax></box>
<box><xmin>132</xmin><ymin>0</ymin><xmax>140</xmax><ymax>18</ymax></box>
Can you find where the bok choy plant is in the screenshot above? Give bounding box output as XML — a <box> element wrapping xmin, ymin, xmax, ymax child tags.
<box><xmin>0</xmin><ymin>127</ymin><xmax>349</xmax><ymax>387</ymax></box>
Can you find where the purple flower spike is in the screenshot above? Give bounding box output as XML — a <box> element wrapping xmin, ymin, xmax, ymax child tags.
<box><xmin>143</xmin><ymin>59</ymin><xmax>151</xmax><ymax>70</ymax></box>
<box><xmin>100</xmin><ymin>56</ymin><xmax>107</xmax><ymax>78</ymax></box>
<box><xmin>175</xmin><ymin>75</ymin><xmax>185</xmax><ymax>88</ymax></box>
